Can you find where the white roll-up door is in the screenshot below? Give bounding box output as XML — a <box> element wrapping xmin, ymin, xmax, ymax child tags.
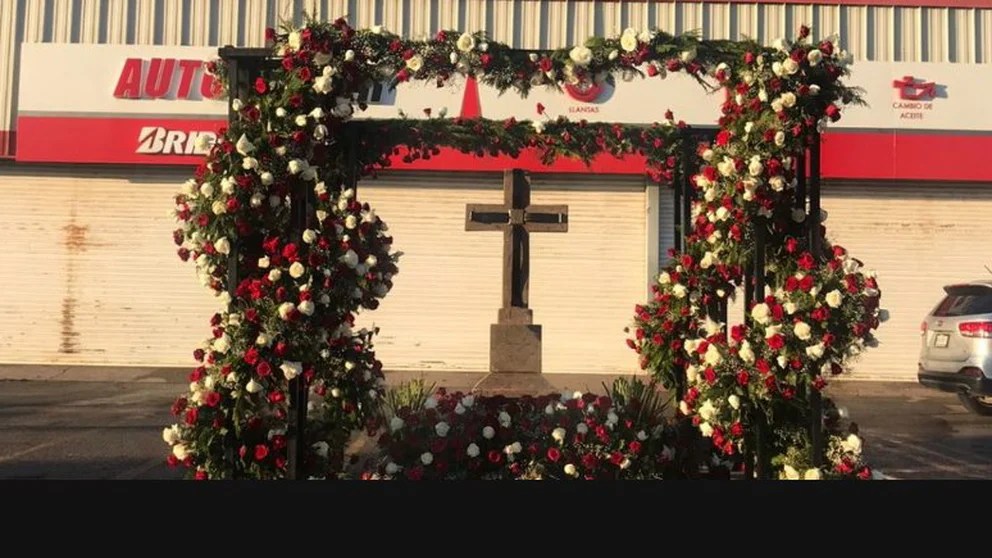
<box><xmin>819</xmin><ymin>182</ymin><xmax>992</xmax><ymax>382</ymax></box>
<box><xmin>355</xmin><ymin>171</ymin><xmax>648</xmax><ymax>375</ymax></box>
<box><xmin>0</xmin><ymin>166</ymin><xmax>218</xmax><ymax>366</ymax></box>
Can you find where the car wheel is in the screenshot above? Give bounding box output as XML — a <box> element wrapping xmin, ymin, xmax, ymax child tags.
<box><xmin>957</xmin><ymin>393</ymin><xmax>992</xmax><ymax>416</ymax></box>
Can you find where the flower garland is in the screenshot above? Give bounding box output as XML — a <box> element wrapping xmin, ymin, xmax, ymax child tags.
<box><xmin>626</xmin><ymin>27</ymin><xmax>882</xmax><ymax>478</ymax></box>
<box><xmin>166</xmin><ymin>15</ymin><xmax>878</xmax><ymax>480</ymax></box>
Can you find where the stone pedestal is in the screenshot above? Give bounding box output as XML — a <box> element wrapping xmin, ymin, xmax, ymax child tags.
<box><xmin>470</xmin><ymin>318</ymin><xmax>556</xmax><ymax>397</ymax></box>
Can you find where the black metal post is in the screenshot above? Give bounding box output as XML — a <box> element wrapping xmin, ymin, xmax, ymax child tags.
<box><xmin>808</xmin><ymin>133</ymin><xmax>825</xmax><ymax>468</ymax></box>
<box><xmin>672</xmin><ymin>163</ymin><xmax>682</xmax><ymax>254</ymax></box>
<box><xmin>286</xmin><ymin>181</ymin><xmax>312</xmax><ymax>480</ymax></box>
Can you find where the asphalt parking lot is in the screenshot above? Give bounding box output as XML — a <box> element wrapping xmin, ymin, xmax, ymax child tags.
<box><xmin>0</xmin><ymin>369</ymin><xmax>989</xmax><ymax>480</ymax></box>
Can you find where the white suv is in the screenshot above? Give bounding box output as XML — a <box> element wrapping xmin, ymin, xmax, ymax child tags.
<box><xmin>918</xmin><ymin>280</ymin><xmax>992</xmax><ymax>415</ymax></box>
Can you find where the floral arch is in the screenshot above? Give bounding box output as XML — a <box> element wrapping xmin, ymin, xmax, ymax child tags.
<box><xmin>163</xmin><ymin>15</ymin><xmax>882</xmax><ymax>480</ymax></box>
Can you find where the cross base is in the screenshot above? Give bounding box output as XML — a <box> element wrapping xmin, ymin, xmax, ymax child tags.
<box><xmin>471</xmin><ymin>372</ymin><xmax>557</xmax><ymax>397</ymax></box>
<box><xmin>489</xmin><ymin>322</ymin><xmax>541</xmax><ymax>373</ymax></box>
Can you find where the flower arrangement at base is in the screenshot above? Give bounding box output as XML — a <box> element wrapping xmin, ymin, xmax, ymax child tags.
<box><xmin>362</xmin><ymin>377</ymin><xmax>682</xmax><ymax>480</ymax></box>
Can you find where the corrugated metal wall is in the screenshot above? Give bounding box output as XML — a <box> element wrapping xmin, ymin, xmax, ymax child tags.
<box><xmin>2</xmin><ymin>0</ymin><xmax>991</xmax><ymax>155</ymax></box>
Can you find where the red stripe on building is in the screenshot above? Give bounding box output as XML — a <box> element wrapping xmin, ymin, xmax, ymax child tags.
<box><xmin>9</xmin><ymin>117</ymin><xmax>992</xmax><ymax>182</ymax></box>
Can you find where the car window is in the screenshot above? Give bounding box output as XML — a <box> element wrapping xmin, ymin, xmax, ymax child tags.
<box><xmin>933</xmin><ymin>292</ymin><xmax>992</xmax><ymax>317</ymax></box>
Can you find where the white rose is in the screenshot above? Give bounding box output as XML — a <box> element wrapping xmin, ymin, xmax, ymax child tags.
<box><xmin>531</xmin><ymin>120</ymin><xmax>545</xmax><ymax>134</ymax></box>
<box><xmin>637</xmin><ymin>430</ymin><xmax>648</xmax><ymax>442</ymax></box>
<box><xmin>774</xmin><ymin>131</ymin><xmax>786</xmax><ymax>147</ymax></box>
<box><xmin>658</xmin><ymin>271</ymin><xmax>671</xmax><ymax>284</ymax></box>
<box><xmin>672</xmin><ymin>284</ymin><xmax>688</xmax><ymax>298</ymax></box>
<box><xmin>453</xmin><ymin>403</ymin><xmax>466</xmax><ymax>415</ymax></box>
<box><xmin>449</xmin><ymin>51</ymin><xmax>459</xmax><ymax>65</ymax></box>
<box><xmin>365</xmin><ymin>255</ymin><xmax>378</xmax><ymax>268</ymax></box>
<box><xmin>794</xmin><ymin>321</ymin><xmax>812</xmax><ymax>340</ymax></box>
<box><xmin>295</xmin><ymin>114</ymin><xmax>308</xmax><ymax>127</ymax></box>
<box><xmin>162</xmin><ymin>425</ymin><xmax>181</xmax><ymax>445</ymax></box>
<box><xmin>704</xmin><ymin>344</ymin><xmax>722</xmax><ymax>366</ymax></box>
<box><xmin>748</xmin><ymin>160</ymin><xmax>764</xmax><ymax>177</ymax></box>
<box><xmin>771</xmin><ymin>38</ymin><xmax>789</xmax><ymax>52</ymax></box>
<box><xmin>277</xmin><ymin>301</ymin><xmax>295</xmax><ymax>320</ymax></box>
<box><xmin>297</xmin><ymin>300</ymin><xmax>315</xmax><ymax>316</ymax></box>
<box><xmin>809</xmin><ymin>84</ymin><xmax>821</xmax><ymax>96</ymax></box>
<box><xmin>340</xmin><ymin>249</ymin><xmax>359</xmax><ymax>268</ymax></box>
<box><xmin>772</xmin><ymin>61</ymin><xmax>785</xmax><ymax>77</ymax></box>
<box><xmin>478</xmin><ymin>42</ymin><xmax>488</xmax><ymax>52</ymax></box>
<box><xmin>255</xmin><ymin>333</ymin><xmax>270</xmax><ymax>346</ymax></box>
<box><xmin>212</xmin><ymin>334</ymin><xmax>230</xmax><ymax>353</ymax></box>
<box><xmin>214</xmin><ymin>237</ymin><xmax>231</xmax><ymax>255</ymax></box>
<box><xmin>784</xmin><ymin>301</ymin><xmax>798</xmax><ymax>315</ymax></box>
<box><xmin>564</xmin><ymin>463</ymin><xmax>579</xmax><ymax>477</ymax></box>
<box><xmin>280</xmin><ymin>361</ymin><xmax>302</xmax><ymax>380</ymax></box>
<box><xmin>620</xmin><ymin>30</ymin><xmax>639</xmax><ymax>52</ymax></box>
<box><xmin>424</xmin><ymin>397</ymin><xmax>438</xmax><ymax>410</ymax></box>
<box><xmin>551</xmin><ymin>427</ymin><xmax>567</xmax><ymax>442</ymax></box>
<box><xmin>231</xmin><ymin>99</ymin><xmax>244</xmax><ymax>112</ymax></box>
<box><xmin>390</xmin><ymin>416</ymin><xmax>405</xmax><ymax>432</ymax></box>
<box><xmin>405</xmin><ymin>54</ymin><xmax>424</xmax><ymax>72</ymax></box>
<box><xmin>680</xmin><ymin>47</ymin><xmax>697</xmax><ymax>63</ymax></box>
<box><xmin>498</xmin><ymin>411</ymin><xmax>512</xmax><ymax>428</ymax></box>
<box><xmin>245</xmin><ymin>379</ymin><xmax>263</xmax><ymax>393</ymax></box>
<box><xmin>728</xmin><ymin>394</ymin><xmax>741</xmax><ymax>410</ymax></box>
<box><xmin>199</xmin><ymin>182</ymin><xmax>215</xmax><ymax>197</ymax></box>
<box><xmin>504</xmin><ymin>441</ymin><xmax>522</xmax><ymax>455</ymax></box>
<box><xmin>345</xmin><ymin>215</ymin><xmax>358</xmax><ymax>229</ymax></box>
<box><xmin>242</xmin><ymin>157</ymin><xmax>260</xmax><ymax>171</ymax></box>
<box><xmin>841</xmin><ymin>433</ymin><xmax>863</xmax><ymax>455</ymax></box>
<box><xmin>805</xmin><ymin>343</ymin><xmax>826</xmax><ymax>359</ymax></box>
<box><xmin>313</xmin><ymin>75</ymin><xmax>333</xmax><ymax>95</ymax></box>
<box><xmin>371</xmin><ymin>24</ymin><xmax>383</xmax><ymax>34</ymax></box>
<box><xmin>771</xmin><ymin>98</ymin><xmax>785</xmax><ymax>113</ymax></box>
<box><xmin>250</xmin><ymin>193</ymin><xmax>264</xmax><ymax>208</ymax></box>
<box><xmin>456</xmin><ymin>32</ymin><xmax>475</xmax><ymax>53</ymax></box>
<box><xmin>699</xmin><ymin>400</ymin><xmax>717</xmax><ymax>421</ymax></box>
<box><xmin>807</xmin><ymin>49</ymin><xmax>823</xmax><ymax>66</ymax></box>
<box><xmin>826</xmin><ymin>289</ymin><xmax>844</xmax><ymax>308</ymax></box>
<box><xmin>289</xmin><ymin>262</ymin><xmax>306</xmax><ymax>279</ymax></box>
<box><xmin>302</xmin><ymin>229</ymin><xmax>317</xmax><ymax>244</ymax></box>
<box><xmin>434</xmin><ymin>422</ymin><xmax>450</xmax><ymax>437</ymax></box>
<box><xmin>783</xmin><ymin>58</ymin><xmax>799</xmax><ymax>75</ymax></box>
<box><xmin>211</xmin><ymin>201</ymin><xmax>226</xmax><ymax>215</ymax></box>
<box><xmin>461</xmin><ymin>395</ymin><xmax>475</xmax><ymax>408</ymax></box>
<box><xmin>569</xmin><ymin>45</ymin><xmax>593</xmax><ymax>67</ymax></box>
<box><xmin>638</xmin><ymin>29</ymin><xmax>654</xmax><ymax>43</ymax></box>
<box><xmin>843</xmin><ymin>259</ymin><xmax>860</xmax><ymax>274</ymax></box>
<box><xmin>466</xmin><ymin>443</ymin><xmax>480</xmax><ymax>457</ymax></box>
<box><xmin>782</xmin><ymin>92</ymin><xmax>797</xmax><ymax>108</ymax></box>
<box><xmin>235</xmin><ymin>134</ymin><xmax>255</xmax><ymax>155</ymax></box>
<box><xmin>268</xmin><ymin>269</ymin><xmax>282</xmax><ymax>282</ymax></box>
<box><xmin>768</xmin><ymin>176</ymin><xmax>786</xmax><ymax>192</ymax></box>
<box><xmin>287</xmin><ymin>159</ymin><xmax>305</xmax><ymax>175</ymax></box>
<box><xmin>751</xmin><ymin>303</ymin><xmax>771</xmax><ymax>324</ymax></box>
<box><xmin>172</xmin><ymin>444</ymin><xmax>189</xmax><ymax>460</ymax></box>
<box><xmin>482</xmin><ymin>426</ymin><xmax>495</xmax><ymax>439</ymax></box>
<box><xmin>804</xmin><ymin>468</ymin><xmax>822</xmax><ymax>480</ymax></box>
<box><xmin>679</xmin><ymin>401</ymin><xmax>690</xmax><ymax>415</ymax></box>
<box><xmin>287</xmin><ymin>31</ymin><xmax>301</xmax><ymax>50</ymax></box>
<box><xmin>715</xmin><ymin>207</ymin><xmax>730</xmax><ymax>222</ymax></box>
<box><xmin>783</xmin><ymin>464</ymin><xmax>800</xmax><ymax>480</ymax></box>
<box><xmin>699</xmin><ymin>422</ymin><xmax>714</xmax><ymax>437</ymax></box>
<box><xmin>700</xmin><ymin>252</ymin><xmax>715</xmax><ymax>269</ymax></box>
<box><xmin>420</xmin><ymin>452</ymin><xmax>434</xmax><ymax>466</ymax></box>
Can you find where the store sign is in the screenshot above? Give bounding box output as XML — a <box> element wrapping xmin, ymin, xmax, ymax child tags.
<box><xmin>14</xmin><ymin>43</ymin><xmax>992</xmax><ymax>167</ymax></box>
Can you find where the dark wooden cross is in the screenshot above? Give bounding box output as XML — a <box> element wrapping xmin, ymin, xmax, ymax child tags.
<box><xmin>465</xmin><ymin>169</ymin><xmax>568</xmax><ymax>325</ymax></box>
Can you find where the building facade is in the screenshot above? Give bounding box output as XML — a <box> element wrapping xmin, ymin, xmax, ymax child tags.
<box><xmin>1</xmin><ymin>0</ymin><xmax>991</xmax><ymax>381</ymax></box>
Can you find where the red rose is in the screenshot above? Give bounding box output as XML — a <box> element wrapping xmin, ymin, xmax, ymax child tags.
<box><xmin>609</xmin><ymin>452</ymin><xmax>624</xmax><ymax>466</ymax></box>
<box><xmin>253</xmin><ymin>444</ymin><xmax>269</xmax><ymax>461</ymax></box>
<box><xmin>785</xmin><ymin>237</ymin><xmax>799</xmax><ymax>254</ymax></box>
<box><xmin>271</xmin><ymin>435</ymin><xmax>286</xmax><ymax>450</ymax></box>
<box><xmin>205</xmin><ymin>391</ymin><xmax>221</xmax><ymax>407</ymax></box>
<box><xmin>857</xmin><ymin>467</ymin><xmax>872</xmax><ymax>480</ymax></box>
<box><xmin>797</xmin><ymin>252</ymin><xmax>816</xmax><ymax>270</ymax></box>
<box><xmin>819</xmin><ymin>40</ymin><xmax>834</xmax><ymax>56</ymax></box>
<box><xmin>406</xmin><ymin>466</ymin><xmax>424</xmax><ymax>480</ymax></box>
<box><xmin>715</xmin><ymin>130</ymin><xmax>732</xmax><ymax>147</ymax></box>
<box><xmin>799</xmin><ymin>275</ymin><xmax>815</xmax><ymax>292</ymax></box>
<box><xmin>184</xmin><ymin>407</ymin><xmax>199</xmax><ymax>425</ymax></box>
<box><xmin>538</xmin><ymin>57</ymin><xmax>553</xmax><ymax>72</ymax></box>
<box><xmin>704</xmin><ymin>367</ymin><xmax>717</xmax><ymax>385</ymax></box>
<box><xmin>267</xmin><ymin>390</ymin><xmax>285</xmax><ymax>404</ymax></box>
<box><xmin>264</xmin><ymin>27</ymin><xmax>276</xmax><ymax>42</ymax></box>
<box><xmin>730</xmin><ymin>422</ymin><xmax>744</xmax><ymax>437</ymax></box>
<box><xmin>767</xmin><ymin>334</ymin><xmax>785</xmax><ymax>350</ymax></box>
<box><xmin>254</xmin><ymin>77</ymin><xmax>268</xmax><ymax>94</ymax></box>
<box><xmin>646</xmin><ymin>64</ymin><xmax>659</xmax><ymax>77</ymax></box>
<box><xmin>581</xmin><ymin>453</ymin><xmax>598</xmax><ymax>470</ymax></box>
<box><xmin>256</xmin><ymin>361</ymin><xmax>272</xmax><ymax>377</ymax></box>
<box><xmin>487</xmin><ymin>450</ymin><xmax>502</xmax><ymax>464</ymax></box>
<box><xmin>547</xmin><ymin>447</ymin><xmax>561</xmax><ymax>462</ymax></box>
<box><xmin>628</xmin><ymin>440</ymin><xmax>642</xmax><ymax>454</ymax></box>
<box><xmin>167</xmin><ymin>454</ymin><xmax>179</xmax><ymax>467</ymax></box>
<box><xmin>799</xmin><ymin>25</ymin><xmax>811</xmax><ymax>39</ymax></box>
<box><xmin>744</xmin><ymin>52</ymin><xmax>755</xmax><ymax>65</ymax></box>
<box><xmin>825</xmin><ymin>104</ymin><xmax>841</xmax><ymax>121</ymax></box>
<box><xmin>244</xmin><ymin>347</ymin><xmax>259</xmax><ymax>365</ymax></box>
<box><xmin>274</xmin><ymin>341</ymin><xmax>288</xmax><ymax>357</ymax></box>
<box><xmin>281</xmin><ymin>243</ymin><xmax>299</xmax><ymax>262</ymax></box>
<box><xmin>665</xmin><ymin>59</ymin><xmax>681</xmax><ymax>72</ymax></box>
<box><xmin>736</xmin><ymin>370</ymin><xmax>750</xmax><ymax>386</ymax></box>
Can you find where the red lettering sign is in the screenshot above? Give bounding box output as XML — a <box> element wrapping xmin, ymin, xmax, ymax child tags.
<box><xmin>892</xmin><ymin>75</ymin><xmax>938</xmax><ymax>101</ymax></box>
<box><xmin>114</xmin><ymin>58</ymin><xmax>220</xmax><ymax>100</ymax></box>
